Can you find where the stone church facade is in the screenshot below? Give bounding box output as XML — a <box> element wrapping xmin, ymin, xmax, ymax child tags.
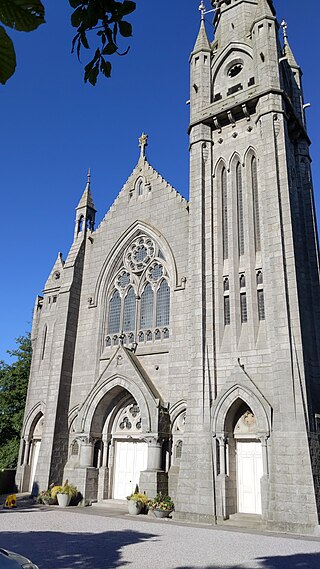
<box><xmin>17</xmin><ymin>0</ymin><xmax>320</xmax><ymax>534</ymax></box>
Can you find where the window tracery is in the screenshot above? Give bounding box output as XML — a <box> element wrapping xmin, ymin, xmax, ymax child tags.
<box><xmin>105</xmin><ymin>234</ymin><xmax>171</xmax><ymax>346</ymax></box>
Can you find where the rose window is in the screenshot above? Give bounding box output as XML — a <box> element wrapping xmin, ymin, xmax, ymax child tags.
<box><xmin>125</xmin><ymin>236</ymin><xmax>155</xmax><ymax>273</ymax></box>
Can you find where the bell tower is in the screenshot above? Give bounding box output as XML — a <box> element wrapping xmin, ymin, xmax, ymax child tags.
<box><xmin>175</xmin><ymin>0</ymin><xmax>320</xmax><ymax>534</ymax></box>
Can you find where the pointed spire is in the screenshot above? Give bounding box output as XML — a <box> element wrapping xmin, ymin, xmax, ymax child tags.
<box><xmin>281</xmin><ymin>20</ymin><xmax>299</xmax><ymax>68</ymax></box>
<box><xmin>77</xmin><ymin>169</ymin><xmax>95</xmax><ymax>210</ymax></box>
<box><xmin>193</xmin><ymin>19</ymin><xmax>211</xmax><ymax>53</ymax></box>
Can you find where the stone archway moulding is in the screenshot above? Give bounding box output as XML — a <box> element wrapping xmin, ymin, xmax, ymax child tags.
<box><xmin>22</xmin><ymin>401</ymin><xmax>46</xmax><ymax>438</ymax></box>
<box><xmin>77</xmin><ymin>373</ymin><xmax>159</xmax><ymax>435</ymax></box>
<box><xmin>91</xmin><ymin>220</ymin><xmax>180</xmax><ymax>308</ymax></box>
<box><xmin>212</xmin><ymin>384</ymin><xmax>272</xmax><ymax>437</ymax></box>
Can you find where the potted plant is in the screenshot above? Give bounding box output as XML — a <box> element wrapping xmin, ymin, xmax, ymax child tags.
<box><xmin>126</xmin><ymin>488</ymin><xmax>148</xmax><ymax>515</ymax></box>
<box><xmin>51</xmin><ymin>480</ymin><xmax>78</xmax><ymax>507</ymax></box>
<box><xmin>148</xmin><ymin>492</ymin><xmax>174</xmax><ymax>518</ymax></box>
<box><xmin>37</xmin><ymin>488</ymin><xmax>57</xmax><ymax>506</ymax></box>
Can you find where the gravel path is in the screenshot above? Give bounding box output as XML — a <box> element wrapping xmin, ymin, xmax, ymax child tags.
<box><xmin>0</xmin><ymin>506</ymin><xmax>320</xmax><ymax>569</ymax></box>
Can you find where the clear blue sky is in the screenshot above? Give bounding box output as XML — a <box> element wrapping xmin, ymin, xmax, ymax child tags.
<box><xmin>1</xmin><ymin>0</ymin><xmax>319</xmax><ymax>362</ymax></box>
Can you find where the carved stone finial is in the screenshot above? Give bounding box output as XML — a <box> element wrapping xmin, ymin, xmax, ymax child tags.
<box><xmin>139</xmin><ymin>133</ymin><xmax>148</xmax><ymax>159</ymax></box>
<box><xmin>199</xmin><ymin>1</ymin><xmax>206</xmax><ymax>21</ymax></box>
<box><xmin>87</xmin><ymin>167</ymin><xmax>91</xmax><ymax>184</ymax></box>
<box><xmin>281</xmin><ymin>19</ymin><xmax>288</xmax><ymax>41</ymax></box>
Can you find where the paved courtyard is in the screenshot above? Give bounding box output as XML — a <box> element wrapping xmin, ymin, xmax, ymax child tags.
<box><xmin>0</xmin><ymin>506</ymin><xmax>320</xmax><ymax>569</ymax></box>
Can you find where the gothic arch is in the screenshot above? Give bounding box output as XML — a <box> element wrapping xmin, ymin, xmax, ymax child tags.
<box><xmin>228</xmin><ymin>151</ymin><xmax>242</xmax><ymax>173</ymax></box>
<box><xmin>92</xmin><ymin>220</ymin><xmax>179</xmax><ymax>308</ymax></box>
<box><xmin>212</xmin><ymin>43</ymin><xmax>253</xmax><ymax>78</ymax></box>
<box><xmin>212</xmin><ymin>384</ymin><xmax>272</xmax><ymax>437</ymax></box>
<box><xmin>22</xmin><ymin>401</ymin><xmax>46</xmax><ymax>438</ymax></box>
<box><xmin>169</xmin><ymin>399</ymin><xmax>187</xmax><ymax>425</ymax></box>
<box><xmin>213</xmin><ymin>157</ymin><xmax>227</xmax><ymax>179</ymax></box>
<box><xmin>77</xmin><ymin>372</ymin><xmax>160</xmax><ymax>436</ymax></box>
<box><xmin>243</xmin><ymin>146</ymin><xmax>258</xmax><ymax>167</ymax></box>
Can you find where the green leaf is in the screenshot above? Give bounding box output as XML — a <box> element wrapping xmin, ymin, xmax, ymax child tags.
<box><xmin>121</xmin><ymin>1</ymin><xmax>136</xmax><ymax>16</ymax></box>
<box><xmin>68</xmin><ymin>0</ymin><xmax>83</xmax><ymax>7</ymax></box>
<box><xmin>102</xmin><ymin>42</ymin><xmax>117</xmax><ymax>55</ymax></box>
<box><xmin>118</xmin><ymin>20</ymin><xmax>132</xmax><ymax>37</ymax></box>
<box><xmin>71</xmin><ymin>5</ymin><xmax>83</xmax><ymax>28</ymax></box>
<box><xmin>80</xmin><ymin>31</ymin><xmax>89</xmax><ymax>49</ymax></box>
<box><xmin>0</xmin><ymin>25</ymin><xmax>16</xmax><ymax>84</ymax></box>
<box><xmin>100</xmin><ymin>58</ymin><xmax>111</xmax><ymax>78</ymax></box>
<box><xmin>0</xmin><ymin>0</ymin><xmax>45</xmax><ymax>32</ymax></box>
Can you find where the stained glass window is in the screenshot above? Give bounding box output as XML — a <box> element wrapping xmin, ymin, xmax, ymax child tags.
<box><xmin>258</xmin><ymin>290</ymin><xmax>265</xmax><ymax>320</ymax></box>
<box><xmin>252</xmin><ymin>157</ymin><xmax>261</xmax><ymax>252</ymax></box>
<box><xmin>156</xmin><ymin>280</ymin><xmax>170</xmax><ymax>326</ymax></box>
<box><xmin>123</xmin><ymin>287</ymin><xmax>136</xmax><ymax>332</ymax></box>
<box><xmin>240</xmin><ymin>293</ymin><xmax>248</xmax><ymax>323</ymax></box>
<box><xmin>108</xmin><ymin>290</ymin><xmax>121</xmax><ymax>334</ymax></box>
<box><xmin>237</xmin><ymin>163</ymin><xmax>244</xmax><ymax>256</ymax></box>
<box><xmin>222</xmin><ymin>168</ymin><xmax>228</xmax><ymax>260</ymax></box>
<box><xmin>224</xmin><ymin>296</ymin><xmax>230</xmax><ymax>326</ymax></box>
<box><xmin>140</xmin><ymin>283</ymin><xmax>154</xmax><ymax>328</ymax></box>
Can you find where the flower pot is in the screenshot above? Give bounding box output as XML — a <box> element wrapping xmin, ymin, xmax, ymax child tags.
<box><xmin>128</xmin><ymin>500</ymin><xmax>142</xmax><ymax>515</ymax></box>
<box><xmin>153</xmin><ymin>509</ymin><xmax>172</xmax><ymax>518</ymax></box>
<box><xmin>57</xmin><ymin>493</ymin><xmax>71</xmax><ymax>507</ymax></box>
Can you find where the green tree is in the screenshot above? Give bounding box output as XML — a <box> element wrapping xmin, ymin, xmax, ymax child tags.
<box><xmin>0</xmin><ymin>334</ymin><xmax>32</xmax><ymax>469</ymax></box>
<box><xmin>0</xmin><ymin>0</ymin><xmax>136</xmax><ymax>86</ymax></box>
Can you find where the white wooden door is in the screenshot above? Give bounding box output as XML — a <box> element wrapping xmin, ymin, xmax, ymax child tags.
<box><xmin>113</xmin><ymin>441</ymin><xmax>148</xmax><ymax>499</ymax></box>
<box><xmin>237</xmin><ymin>441</ymin><xmax>263</xmax><ymax>514</ymax></box>
<box><xmin>29</xmin><ymin>440</ymin><xmax>41</xmax><ymax>492</ymax></box>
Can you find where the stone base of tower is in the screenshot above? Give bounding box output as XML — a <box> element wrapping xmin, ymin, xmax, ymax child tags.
<box><xmin>265</xmin><ymin>431</ymin><xmax>320</xmax><ymax>535</ymax></box>
<box><xmin>173</xmin><ymin>431</ymin><xmax>217</xmax><ymax>525</ymax></box>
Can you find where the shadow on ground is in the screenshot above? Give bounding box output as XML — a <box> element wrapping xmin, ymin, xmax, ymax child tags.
<box><xmin>0</xmin><ymin>529</ymin><xmax>158</xmax><ymax>568</ymax></box>
<box><xmin>175</xmin><ymin>553</ymin><xmax>320</xmax><ymax>569</ymax></box>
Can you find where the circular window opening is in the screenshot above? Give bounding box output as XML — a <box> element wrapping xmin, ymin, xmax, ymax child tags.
<box><xmin>228</xmin><ymin>63</ymin><xmax>243</xmax><ymax>78</ymax></box>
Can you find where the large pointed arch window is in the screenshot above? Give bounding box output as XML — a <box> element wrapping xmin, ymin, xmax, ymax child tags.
<box><xmin>108</xmin><ymin>290</ymin><xmax>121</xmax><ymax>334</ymax></box>
<box><xmin>221</xmin><ymin>167</ymin><xmax>228</xmax><ymax>260</ymax></box>
<box><xmin>156</xmin><ymin>280</ymin><xmax>170</xmax><ymax>326</ymax></box>
<box><xmin>123</xmin><ymin>287</ymin><xmax>136</xmax><ymax>332</ymax></box>
<box><xmin>236</xmin><ymin>162</ymin><xmax>244</xmax><ymax>256</ymax></box>
<box><xmin>105</xmin><ymin>235</ymin><xmax>172</xmax><ymax>347</ymax></box>
<box><xmin>251</xmin><ymin>156</ymin><xmax>261</xmax><ymax>252</ymax></box>
<box><xmin>140</xmin><ymin>283</ymin><xmax>154</xmax><ymax>329</ymax></box>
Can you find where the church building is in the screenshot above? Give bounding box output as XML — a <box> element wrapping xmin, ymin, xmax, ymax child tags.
<box><xmin>17</xmin><ymin>0</ymin><xmax>320</xmax><ymax>534</ymax></box>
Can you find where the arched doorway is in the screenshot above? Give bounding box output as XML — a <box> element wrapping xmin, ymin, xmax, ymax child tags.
<box><xmin>28</xmin><ymin>414</ymin><xmax>44</xmax><ymax>493</ymax></box>
<box><xmin>86</xmin><ymin>387</ymin><xmax>149</xmax><ymax>501</ymax></box>
<box><xmin>212</xmin><ymin>386</ymin><xmax>271</xmax><ymax>520</ymax></box>
<box><xmin>111</xmin><ymin>400</ymin><xmax>148</xmax><ymax>499</ymax></box>
<box><xmin>233</xmin><ymin>406</ymin><xmax>263</xmax><ymax>514</ymax></box>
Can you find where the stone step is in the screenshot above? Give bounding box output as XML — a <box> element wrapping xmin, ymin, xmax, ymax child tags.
<box><xmin>91</xmin><ymin>499</ymin><xmax>127</xmax><ymax>511</ymax></box>
<box><xmin>223</xmin><ymin>513</ymin><xmax>266</xmax><ymax>530</ymax></box>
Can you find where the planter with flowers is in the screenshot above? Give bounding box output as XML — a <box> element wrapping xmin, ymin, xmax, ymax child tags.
<box><xmin>37</xmin><ymin>488</ymin><xmax>57</xmax><ymax>506</ymax></box>
<box><xmin>148</xmin><ymin>493</ymin><xmax>174</xmax><ymax>518</ymax></box>
<box><xmin>126</xmin><ymin>491</ymin><xmax>149</xmax><ymax>515</ymax></box>
<box><xmin>51</xmin><ymin>480</ymin><xmax>78</xmax><ymax>507</ymax></box>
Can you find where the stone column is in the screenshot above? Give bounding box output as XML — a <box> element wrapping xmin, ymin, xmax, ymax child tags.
<box><xmin>139</xmin><ymin>437</ymin><xmax>168</xmax><ymax>499</ymax></box>
<box><xmin>216</xmin><ymin>436</ymin><xmax>228</xmax><ymax>520</ymax></box>
<box><xmin>146</xmin><ymin>437</ymin><xmax>162</xmax><ymax>470</ymax></box>
<box><xmin>79</xmin><ymin>439</ymin><xmax>93</xmax><ymax>467</ymax></box>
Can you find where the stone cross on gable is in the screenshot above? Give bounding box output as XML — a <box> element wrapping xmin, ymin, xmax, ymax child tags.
<box><xmin>139</xmin><ymin>133</ymin><xmax>148</xmax><ymax>159</ymax></box>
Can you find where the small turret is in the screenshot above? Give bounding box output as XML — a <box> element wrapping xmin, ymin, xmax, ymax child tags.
<box><xmin>190</xmin><ymin>4</ymin><xmax>211</xmax><ymax>121</ymax></box>
<box><xmin>74</xmin><ymin>169</ymin><xmax>96</xmax><ymax>240</ymax></box>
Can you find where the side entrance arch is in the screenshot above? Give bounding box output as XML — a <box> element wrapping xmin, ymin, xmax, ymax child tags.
<box><xmin>212</xmin><ymin>385</ymin><xmax>271</xmax><ymax>520</ymax></box>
